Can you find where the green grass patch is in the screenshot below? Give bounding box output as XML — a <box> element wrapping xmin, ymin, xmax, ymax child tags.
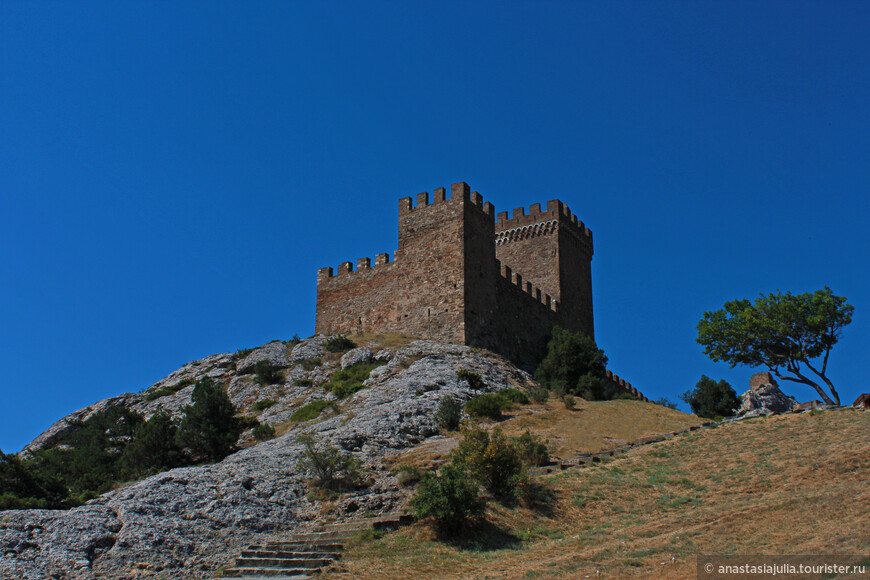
<box><xmin>143</xmin><ymin>378</ymin><xmax>196</xmax><ymax>401</ymax></box>
<box><xmin>291</xmin><ymin>400</ymin><xmax>337</xmax><ymax>422</ymax></box>
<box><xmin>300</xmin><ymin>358</ymin><xmax>322</xmax><ymax>371</ymax></box>
<box><xmin>324</xmin><ymin>362</ymin><xmax>385</xmax><ymax>399</ymax></box>
<box><xmin>251</xmin><ymin>399</ymin><xmax>277</xmax><ymax>412</ymax></box>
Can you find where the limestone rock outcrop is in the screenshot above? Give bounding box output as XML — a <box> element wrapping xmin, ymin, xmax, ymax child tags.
<box><xmin>1</xmin><ymin>336</ymin><xmax>533</xmax><ymax>580</ymax></box>
<box><xmin>737</xmin><ymin>372</ymin><xmax>798</xmax><ymax>417</ymax></box>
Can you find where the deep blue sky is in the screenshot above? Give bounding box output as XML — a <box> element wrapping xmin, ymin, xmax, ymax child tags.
<box><xmin>2</xmin><ymin>2</ymin><xmax>868</xmax><ymax>453</ymax></box>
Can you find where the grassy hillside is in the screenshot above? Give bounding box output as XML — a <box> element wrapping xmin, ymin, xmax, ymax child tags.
<box><xmin>324</xmin><ymin>407</ymin><xmax>869</xmax><ymax>579</ymax></box>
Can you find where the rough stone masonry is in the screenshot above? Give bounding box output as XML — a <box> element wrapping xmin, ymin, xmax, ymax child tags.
<box><xmin>315</xmin><ymin>182</ymin><xmax>595</xmax><ymax>368</ymax></box>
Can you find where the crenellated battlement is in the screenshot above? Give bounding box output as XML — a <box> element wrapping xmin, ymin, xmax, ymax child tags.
<box><xmin>605</xmin><ymin>369</ymin><xmax>649</xmax><ymax>402</ymax></box>
<box><xmin>496</xmin><ymin>260</ymin><xmax>559</xmax><ymax>312</ymax></box>
<box><xmin>317</xmin><ymin>253</ymin><xmax>392</xmax><ymax>281</ymax></box>
<box><xmin>495</xmin><ymin>200</ymin><xmax>593</xmax><ymax>245</ymax></box>
<box><xmin>399</xmin><ymin>182</ymin><xmax>495</xmax><ymax>218</ymax></box>
<box><xmin>316</xmin><ymin>180</ymin><xmax>602</xmax><ymax>372</ymax></box>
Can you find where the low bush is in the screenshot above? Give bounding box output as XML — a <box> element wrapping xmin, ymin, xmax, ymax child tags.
<box><xmin>252</xmin><ymin>423</ymin><xmax>276</xmax><ymax>440</ymax></box>
<box><xmin>394</xmin><ymin>465</ymin><xmax>424</xmax><ymax>486</ymax></box>
<box><xmin>235</xmin><ymin>347</ymin><xmax>254</xmax><ymax>359</ymax></box>
<box><xmin>297</xmin><ymin>432</ymin><xmax>361</xmax><ymax>491</ymax></box>
<box><xmin>410</xmin><ymin>462</ymin><xmax>484</xmax><ymax>534</ymax></box>
<box><xmin>434</xmin><ymin>395</ymin><xmax>462</xmax><ymax>431</ymax></box>
<box><xmin>456</xmin><ymin>369</ymin><xmax>486</xmax><ymax>392</ymax></box>
<box><xmin>499</xmin><ymin>388</ymin><xmax>530</xmax><ymax>405</ymax></box>
<box><xmin>143</xmin><ymin>377</ymin><xmax>195</xmax><ymax>402</ymax></box>
<box><xmin>294</xmin><ymin>378</ymin><xmax>313</xmax><ymax>387</ymax></box>
<box><xmin>464</xmin><ymin>393</ymin><xmax>508</xmax><ymax>420</ymax></box>
<box><xmin>300</xmin><ymin>358</ymin><xmax>322</xmax><ymax>371</ymax></box>
<box><xmin>453</xmin><ymin>426</ymin><xmax>524</xmax><ymax>497</ymax></box>
<box><xmin>291</xmin><ymin>400</ymin><xmax>336</xmax><ymax>422</ymax></box>
<box><xmin>655</xmin><ymin>397</ymin><xmax>679</xmax><ymax>409</ymax></box>
<box><xmin>324</xmin><ymin>335</ymin><xmax>357</xmax><ymax>353</ymax></box>
<box><xmin>528</xmin><ymin>385</ymin><xmax>549</xmax><ymax>403</ymax></box>
<box><xmin>251</xmin><ymin>399</ymin><xmax>277</xmax><ymax>412</ymax></box>
<box><xmin>563</xmin><ymin>394</ymin><xmax>576</xmax><ymax>410</ymax></box>
<box><xmin>513</xmin><ymin>430</ymin><xmax>550</xmax><ymax>466</ymax></box>
<box><xmin>254</xmin><ymin>361</ymin><xmax>283</xmax><ymax>385</ymax></box>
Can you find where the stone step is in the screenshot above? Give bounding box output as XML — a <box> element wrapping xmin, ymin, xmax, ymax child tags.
<box><xmin>281</xmin><ymin>530</ymin><xmax>356</xmax><ymax>541</ymax></box>
<box><xmin>222</xmin><ymin>566</ymin><xmax>319</xmax><ymax>578</ymax></box>
<box><xmin>314</xmin><ymin>515</ymin><xmax>412</xmax><ymax>533</ymax></box>
<box><xmin>261</xmin><ymin>540</ymin><xmax>345</xmax><ymax>551</ymax></box>
<box><xmin>234</xmin><ymin>557</ymin><xmax>335</xmax><ymax>568</ymax></box>
<box><xmin>241</xmin><ymin>550</ymin><xmax>341</xmax><ymax>560</ymax></box>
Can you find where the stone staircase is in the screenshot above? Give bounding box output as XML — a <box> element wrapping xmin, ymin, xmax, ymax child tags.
<box><xmin>216</xmin><ymin>515</ymin><xmax>412</xmax><ymax>579</ymax></box>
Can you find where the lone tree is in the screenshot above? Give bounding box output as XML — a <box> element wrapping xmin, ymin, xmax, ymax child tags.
<box><xmin>696</xmin><ymin>287</ymin><xmax>853</xmax><ymax>406</ymax></box>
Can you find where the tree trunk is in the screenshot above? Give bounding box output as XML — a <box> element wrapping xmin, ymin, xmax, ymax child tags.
<box><xmin>777</xmin><ymin>371</ymin><xmax>836</xmax><ymax>406</ymax></box>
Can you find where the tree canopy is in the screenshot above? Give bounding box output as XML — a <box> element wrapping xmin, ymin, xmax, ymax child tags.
<box><xmin>680</xmin><ymin>375</ymin><xmax>739</xmax><ymax>419</ymax></box>
<box><xmin>535</xmin><ymin>326</ymin><xmax>615</xmax><ymax>400</ymax></box>
<box><xmin>696</xmin><ymin>287</ymin><xmax>853</xmax><ymax>405</ymax></box>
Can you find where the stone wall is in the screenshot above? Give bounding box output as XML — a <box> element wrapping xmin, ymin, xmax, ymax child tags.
<box><xmin>315</xmin><ymin>181</ymin><xmax>596</xmax><ymax>368</ymax></box>
<box><xmin>494</xmin><ymin>200</ymin><xmax>594</xmax><ymax>338</ymax></box>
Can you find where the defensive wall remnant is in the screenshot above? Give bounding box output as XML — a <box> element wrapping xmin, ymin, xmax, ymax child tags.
<box><xmin>316</xmin><ymin>181</ymin><xmax>646</xmax><ymax>400</ymax></box>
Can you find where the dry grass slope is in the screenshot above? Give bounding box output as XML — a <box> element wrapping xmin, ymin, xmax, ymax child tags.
<box><xmin>322</xmin><ymin>407</ymin><xmax>869</xmax><ymax>579</ymax></box>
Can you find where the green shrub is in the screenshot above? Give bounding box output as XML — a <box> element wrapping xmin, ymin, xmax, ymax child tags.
<box><xmin>464</xmin><ymin>393</ymin><xmax>508</xmax><ymax>420</ymax></box>
<box><xmin>325</xmin><ymin>362</ymin><xmax>384</xmax><ymax>399</ymax></box>
<box><xmin>175</xmin><ymin>378</ymin><xmax>244</xmax><ymax>462</ymax></box>
<box><xmin>655</xmin><ymin>397</ymin><xmax>679</xmax><ymax>409</ymax></box>
<box><xmin>563</xmin><ymin>394</ymin><xmax>576</xmax><ymax>410</ymax></box>
<box><xmin>528</xmin><ymin>385</ymin><xmax>549</xmax><ymax>404</ymax></box>
<box><xmin>535</xmin><ymin>327</ymin><xmax>612</xmax><ymax>399</ymax></box>
<box><xmin>410</xmin><ymin>462</ymin><xmax>484</xmax><ymax>534</ymax></box>
<box><xmin>252</xmin><ymin>423</ymin><xmax>276</xmax><ymax>440</ymax></box>
<box><xmin>119</xmin><ymin>411</ymin><xmax>184</xmax><ymax>478</ymax></box>
<box><xmin>236</xmin><ymin>347</ymin><xmax>254</xmax><ymax>359</ymax></box>
<box><xmin>143</xmin><ymin>377</ymin><xmax>196</xmax><ymax>402</ymax></box>
<box><xmin>499</xmin><ymin>388</ymin><xmax>530</xmax><ymax>405</ymax></box>
<box><xmin>615</xmin><ymin>392</ymin><xmax>637</xmax><ymax>400</ymax></box>
<box><xmin>680</xmin><ymin>375</ymin><xmax>739</xmax><ymax>419</ymax></box>
<box><xmin>294</xmin><ymin>378</ymin><xmax>313</xmax><ymax>387</ymax></box>
<box><xmin>297</xmin><ymin>432</ymin><xmax>361</xmax><ymax>491</ymax></box>
<box><xmin>291</xmin><ymin>400</ymin><xmax>336</xmax><ymax>422</ymax></box>
<box><xmin>300</xmin><ymin>358</ymin><xmax>322</xmax><ymax>371</ymax></box>
<box><xmin>394</xmin><ymin>465</ymin><xmax>424</xmax><ymax>486</ymax></box>
<box><xmin>253</xmin><ymin>361</ymin><xmax>283</xmax><ymax>385</ymax></box>
<box><xmin>456</xmin><ymin>369</ymin><xmax>486</xmax><ymax>392</ymax></box>
<box><xmin>513</xmin><ymin>430</ymin><xmax>550</xmax><ymax>466</ymax></box>
<box><xmin>454</xmin><ymin>426</ymin><xmax>524</xmax><ymax>497</ymax></box>
<box><xmin>251</xmin><ymin>399</ymin><xmax>277</xmax><ymax>412</ymax></box>
<box><xmin>324</xmin><ymin>335</ymin><xmax>357</xmax><ymax>353</ymax></box>
<box><xmin>434</xmin><ymin>395</ymin><xmax>462</xmax><ymax>431</ymax></box>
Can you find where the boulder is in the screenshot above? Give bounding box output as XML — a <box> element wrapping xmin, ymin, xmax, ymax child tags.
<box><xmin>289</xmin><ymin>335</ymin><xmax>328</xmax><ymax>363</ymax></box>
<box><xmin>340</xmin><ymin>346</ymin><xmax>373</xmax><ymax>369</ymax></box>
<box><xmin>236</xmin><ymin>341</ymin><xmax>290</xmax><ymax>374</ymax></box>
<box><xmin>738</xmin><ymin>373</ymin><xmax>797</xmax><ymax>417</ymax></box>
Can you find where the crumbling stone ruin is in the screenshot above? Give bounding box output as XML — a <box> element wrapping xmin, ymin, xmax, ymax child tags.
<box><xmin>738</xmin><ymin>371</ymin><xmax>798</xmax><ymax>417</ymax></box>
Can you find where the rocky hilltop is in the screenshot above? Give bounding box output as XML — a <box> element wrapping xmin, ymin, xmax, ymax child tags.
<box><xmin>1</xmin><ymin>336</ymin><xmax>532</xmax><ymax>579</ymax></box>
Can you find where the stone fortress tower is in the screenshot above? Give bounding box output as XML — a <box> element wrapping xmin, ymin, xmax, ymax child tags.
<box><xmin>315</xmin><ymin>182</ymin><xmax>595</xmax><ymax>368</ymax></box>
